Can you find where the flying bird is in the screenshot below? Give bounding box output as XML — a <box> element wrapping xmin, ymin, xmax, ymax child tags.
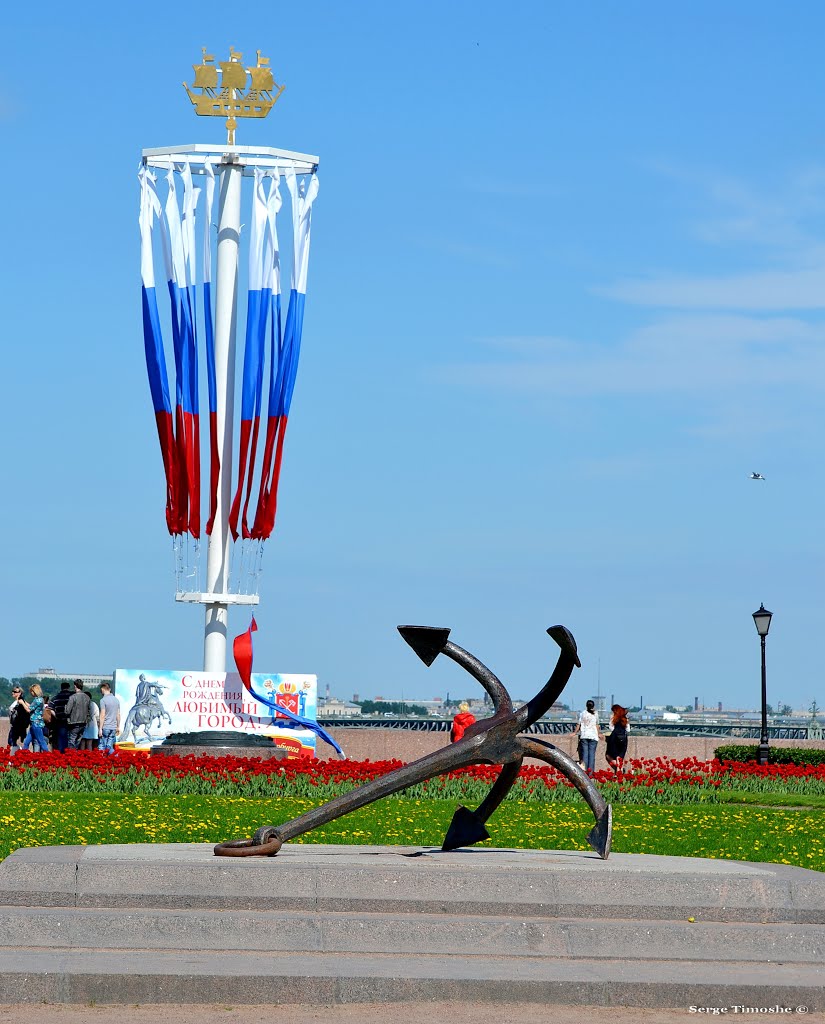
<box><xmin>749</xmin><ymin>472</ymin><xmax>766</xmax><ymax>481</ymax></box>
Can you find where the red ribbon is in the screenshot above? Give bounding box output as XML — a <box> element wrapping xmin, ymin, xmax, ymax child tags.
<box><xmin>233</xmin><ymin>616</ymin><xmax>258</xmax><ymax>691</ymax></box>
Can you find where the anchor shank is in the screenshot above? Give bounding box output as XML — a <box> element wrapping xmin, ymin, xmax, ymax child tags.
<box><xmin>442</xmin><ymin>641</ymin><xmax>513</xmax><ymax>713</ymax></box>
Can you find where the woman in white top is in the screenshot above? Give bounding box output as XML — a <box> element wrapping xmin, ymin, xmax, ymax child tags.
<box><xmin>574</xmin><ymin>699</ymin><xmax>601</xmax><ymax>776</ymax></box>
<box><xmin>81</xmin><ymin>699</ymin><xmax>100</xmax><ymax>750</ymax></box>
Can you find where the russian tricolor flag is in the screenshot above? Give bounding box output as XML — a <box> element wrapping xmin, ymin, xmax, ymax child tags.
<box><xmin>139</xmin><ymin>162</ymin><xmax>318</xmax><ymax>548</ymax></box>
<box><xmin>139</xmin><ymin>168</ymin><xmax>179</xmax><ymax>534</ymax></box>
<box><xmin>203</xmin><ymin>162</ymin><xmax>219</xmax><ymax>535</ymax></box>
<box><xmin>164</xmin><ymin>167</ymin><xmax>201</xmax><ymax>538</ymax></box>
<box><xmin>230</xmin><ymin>170</ymin><xmax>277</xmax><ymax>541</ymax></box>
<box><xmin>253</xmin><ymin>169</ymin><xmax>319</xmax><ymax>540</ymax></box>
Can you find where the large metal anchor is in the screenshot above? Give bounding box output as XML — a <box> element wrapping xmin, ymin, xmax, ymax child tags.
<box><xmin>214</xmin><ymin>624</ymin><xmax>612</xmax><ymax>859</ymax></box>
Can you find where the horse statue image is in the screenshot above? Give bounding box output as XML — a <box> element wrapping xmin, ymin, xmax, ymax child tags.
<box><xmin>119</xmin><ymin>675</ymin><xmax>172</xmax><ymax>745</ymax></box>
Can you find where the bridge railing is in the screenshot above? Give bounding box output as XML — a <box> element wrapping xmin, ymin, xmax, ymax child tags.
<box><xmin>317</xmin><ymin>717</ymin><xmax>811</xmax><ymax>740</ymax></box>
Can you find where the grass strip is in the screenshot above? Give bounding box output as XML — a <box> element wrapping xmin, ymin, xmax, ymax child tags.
<box><xmin>713</xmin><ymin>790</ymin><xmax>825</xmax><ymax>809</ymax></box>
<box><xmin>0</xmin><ymin>793</ymin><xmax>823</xmax><ymax>871</ymax></box>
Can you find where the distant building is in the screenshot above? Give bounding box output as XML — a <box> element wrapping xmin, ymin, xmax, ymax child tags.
<box><xmin>317</xmin><ymin>697</ymin><xmax>361</xmax><ymax>719</ymax></box>
<box><xmin>27</xmin><ymin>668</ymin><xmax>113</xmax><ymax>689</ymax></box>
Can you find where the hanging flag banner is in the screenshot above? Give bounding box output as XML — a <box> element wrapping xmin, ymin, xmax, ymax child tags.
<box><xmin>230</xmin><ymin>170</ymin><xmax>274</xmax><ymax>540</ymax></box>
<box><xmin>139</xmin><ymin>167</ymin><xmax>179</xmax><ymax>534</ymax></box>
<box><xmin>253</xmin><ymin>169</ymin><xmax>319</xmax><ymax>539</ymax></box>
<box><xmin>139</xmin><ymin>162</ymin><xmax>318</xmax><ymax>548</ymax></box>
<box><xmin>113</xmin><ymin>668</ymin><xmax>319</xmax><ymax>758</ymax></box>
<box><xmin>163</xmin><ymin>167</ymin><xmax>201</xmax><ymax>538</ymax></box>
<box><xmin>202</xmin><ymin>162</ymin><xmax>219</xmax><ymax>535</ymax></box>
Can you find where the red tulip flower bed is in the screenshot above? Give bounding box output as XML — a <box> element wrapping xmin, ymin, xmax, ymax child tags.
<box><xmin>2</xmin><ymin>750</ymin><xmax>825</xmax><ymax>804</ymax></box>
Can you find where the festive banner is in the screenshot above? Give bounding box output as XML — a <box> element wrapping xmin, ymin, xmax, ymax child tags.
<box><xmin>139</xmin><ymin>164</ymin><xmax>318</xmax><ymax>545</ymax></box>
<box><xmin>113</xmin><ymin>669</ymin><xmax>318</xmax><ymax>758</ymax></box>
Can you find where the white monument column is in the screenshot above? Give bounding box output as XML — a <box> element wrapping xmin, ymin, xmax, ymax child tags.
<box><xmin>203</xmin><ymin>155</ymin><xmax>242</xmax><ymax>673</ymax></box>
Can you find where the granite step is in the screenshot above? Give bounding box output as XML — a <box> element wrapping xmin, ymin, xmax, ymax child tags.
<box><xmin>0</xmin><ymin>947</ymin><xmax>822</xmax><ymax>1008</ymax></box>
<box><xmin>0</xmin><ymin>905</ymin><xmax>821</xmax><ymax>962</ymax></box>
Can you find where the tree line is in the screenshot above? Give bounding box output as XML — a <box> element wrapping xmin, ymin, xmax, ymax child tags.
<box><xmin>354</xmin><ymin>699</ymin><xmax>431</xmax><ymax>717</ymax></box>
<box><xmin>0</xmin><ymin>677</ymin><xmax>109</xmax><ymax>713</ymax></box>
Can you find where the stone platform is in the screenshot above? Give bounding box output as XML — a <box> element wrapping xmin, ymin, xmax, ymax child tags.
<box><xmin>0</xmin><ymin>843</ymin><xmax>823</xmax><ymax>1008</ymax></box>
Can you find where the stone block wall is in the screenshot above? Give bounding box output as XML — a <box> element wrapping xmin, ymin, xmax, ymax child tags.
<box><xmin>317</xmin><ymin>728</ymin><xmax>825</xmax><ymax>765</ymax></box>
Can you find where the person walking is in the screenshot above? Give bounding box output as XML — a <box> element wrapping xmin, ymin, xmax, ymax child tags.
<box><xmin>605</xmin><ymin>704</ymin><xmax>630</xmax><ymax>775</ymax></box>
<box><xmin>65</xmin><ymin>680</ymin><xmax>91</xmax><ymax>751</ymax></box>
<box><xmin>6</xmin><ymin>686</ymin><xmax>30</xmax><ymax>753</ymax></box>
<box><xmin>98</xmin><ymin>683</ymin><xmax>121</xmax><ymax>755</ymax></box>
<box><xmin>14</xmin><ymin>685</ymin><xmax>50</xmax><ymax>754</ymax></box>
<box><xmin>47</xmin><ymin>681</ymin><xmax>72</xmax><ymax>754</ymax></box>
<box><xmin>574</xmin><ymin>699</ymin><xmax>601</xmax><ymax>776</ymax></box>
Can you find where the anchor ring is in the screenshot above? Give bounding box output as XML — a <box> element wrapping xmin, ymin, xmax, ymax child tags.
<box><xmin>213</xmin><ymin>829</ymin><xmax>282</xmax><ymax>857</ymax></box>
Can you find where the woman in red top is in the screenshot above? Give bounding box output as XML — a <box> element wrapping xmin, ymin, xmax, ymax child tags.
<box><xmin>450</xmin><ymin>702</ymin><xmax>476</xmax><ymax>743</ymax></box>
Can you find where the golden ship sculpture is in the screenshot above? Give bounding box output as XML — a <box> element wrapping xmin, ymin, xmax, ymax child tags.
<box><xmin>184</xmin><ymin>47</ymin><xmax>286</xmax><ymax>143</ymax></box>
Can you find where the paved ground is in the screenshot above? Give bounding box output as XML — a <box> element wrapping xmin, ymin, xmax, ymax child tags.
<box><xmin>2</xmin><ymin>1005</ymin><xmax>823</xmax><ymax>1024</ymax></box>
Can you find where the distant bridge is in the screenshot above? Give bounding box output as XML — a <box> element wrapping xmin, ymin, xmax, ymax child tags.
<box><xmin>318</xmin><ymin>717</ymin><xmax>812</xmax><ymax>741</ymax></box>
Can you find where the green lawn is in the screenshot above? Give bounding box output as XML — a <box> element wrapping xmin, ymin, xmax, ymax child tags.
<box><xmin>1</xmin><ymin>792</ymin><xmax>822</xmax><ymax>870</ymax></box>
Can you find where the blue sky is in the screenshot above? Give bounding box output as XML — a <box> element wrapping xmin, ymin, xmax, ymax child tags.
<box><xmin>1</xmin><ymin>1</ymin><xmax>823</xmax><ymax>712</ymax></box>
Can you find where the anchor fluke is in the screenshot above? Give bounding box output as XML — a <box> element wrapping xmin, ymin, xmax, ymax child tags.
<box><xmin>546</xmin><ymin>624</ymin><xmax>582</xmax><ymax>668</ymax></box>
<box><xmin>586</xmin><ymin>805</ymin><xmax>612</xmax><ymax>860</ymax></box>
<box><xmin>441</xmin><ymin>805</ymin><xmax>491</xmax><ymax>852</ymax></box>
<box><xmin>397</xmin><ymin>626</ymin><xmax>451</xmax><ymax>667</ymax></box>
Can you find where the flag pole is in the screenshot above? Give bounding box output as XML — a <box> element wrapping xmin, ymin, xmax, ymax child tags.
<box><xmin>203</xmin><ymin>154</ymin><xmax>242</xmax><ymax>673</ymax></box>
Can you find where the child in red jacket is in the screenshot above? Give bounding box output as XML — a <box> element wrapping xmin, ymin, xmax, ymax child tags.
<box><xmin>450</xmin><ymin>702</ymin><xmax>476</xmax><ymax>742</ymax></box>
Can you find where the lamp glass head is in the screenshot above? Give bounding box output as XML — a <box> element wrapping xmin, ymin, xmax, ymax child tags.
<box><xmin>752</xmin><ymin>603</ymin><xmax>773</xmax><ymax>637</ymax></box>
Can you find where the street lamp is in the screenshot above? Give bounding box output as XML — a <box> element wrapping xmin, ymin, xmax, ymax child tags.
<box><xmin>752</xmin><ymin>603</ymin><xmax>773</xmax><ymax>766</ymax></box>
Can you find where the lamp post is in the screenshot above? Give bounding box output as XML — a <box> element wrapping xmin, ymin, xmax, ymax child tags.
<box><xmin>752</xmin><ymin>603</ymin><xmax>773</xmax><ymax>766</ymax></box>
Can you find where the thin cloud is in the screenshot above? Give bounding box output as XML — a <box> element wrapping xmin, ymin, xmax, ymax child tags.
<box><xmin>643</xmin><ymin>159</ymin><xmax>825</xmax><ymax>251</ymax></box>
<box><xmin>600</xmin><ymin>164</ymin><xmax>825</xmax><ymax>309</ymax></box>
<box><xmin>597</xmin><ymin>267</ymin><xmax>825</xmax><ymax>310</ymax></box>
<box><xmin>444</xmin><ymin>315</ymin><xmax>825</xmax><ymax>397</ymax></box>
<box><xmin>442</xmin><ymin>165</ymin><xmax>825</xmax><ymax>442</ymax></box>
